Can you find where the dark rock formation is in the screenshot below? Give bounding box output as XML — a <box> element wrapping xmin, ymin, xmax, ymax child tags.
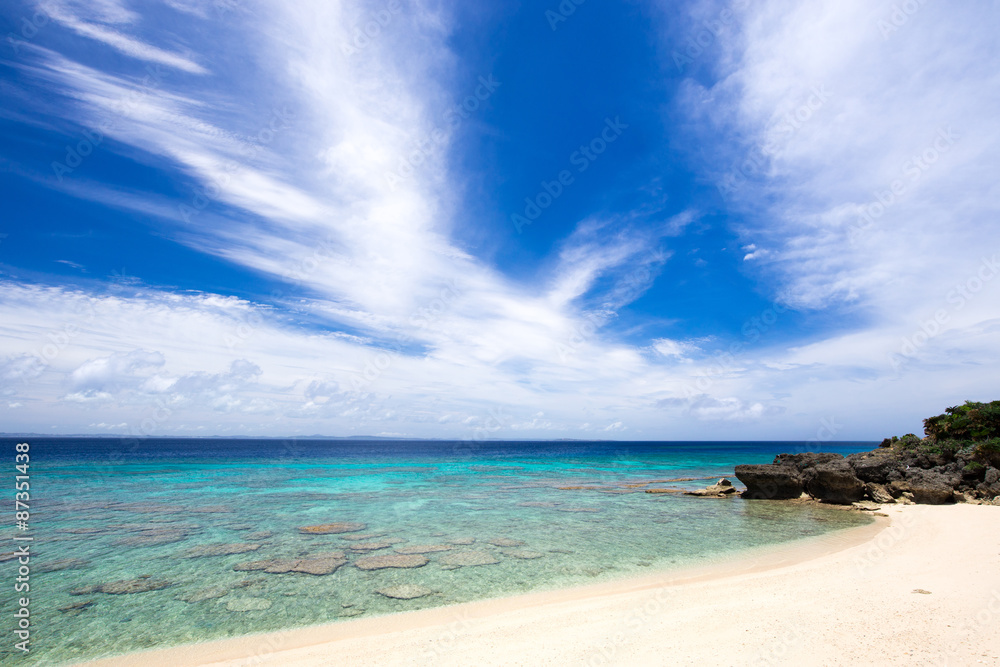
<box><xmin>804</xmin><ymin>461</ymin><xmax>865</xmax><ymax>504</ymax></box>
<box><xmin>685</xmin><ymin>478</ymin><xmax>739</xmax><ymax>497</ymax></box>
<box><xmin>734</xmin><ymin>464</ymin><xmax>804</xmax><ymax>499</ymax></box>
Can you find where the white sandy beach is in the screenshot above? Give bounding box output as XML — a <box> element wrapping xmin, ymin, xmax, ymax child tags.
<box><xmin>81</xmin><ymin>504</ymin><xmax>1000</xmax><ymax>667</ymax></box>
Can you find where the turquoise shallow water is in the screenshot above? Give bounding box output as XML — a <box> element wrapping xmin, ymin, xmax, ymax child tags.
<box><xmin>0</xmin><ymin>438</ymin><xmax>875</xmax><ymax>665</ymax></box>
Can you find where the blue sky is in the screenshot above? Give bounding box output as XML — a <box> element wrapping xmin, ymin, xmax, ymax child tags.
<box><xmin>1</xmin><ymin>0</ymin><xmax>998</xmax><ymax>440</ymax></box>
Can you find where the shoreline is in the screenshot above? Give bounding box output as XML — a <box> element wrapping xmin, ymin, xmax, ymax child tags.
<box><xmin>68</xmin><ymin>509</ymin><xmax>919</xmax><ymax>666</ymax></box>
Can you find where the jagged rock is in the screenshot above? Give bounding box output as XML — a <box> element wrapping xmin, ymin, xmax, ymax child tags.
<box><xmin>865</xmin><ymin>483</ymin><xmax>895</xmax><ymax>504</ymax></box>
<box><xmin>298</xmin><ymin>522</ymin><xmax>366</xmax><ymax>535</ymax></box>
<box><xmin>805</xmin><ymin>462</ymin><xmax>865</xmax><ymax>504</ymax></box>
<box><xmin>183</xmin><ymin>543</ymin><xmax>262</xmax><ymax>558</ymax></box>
<box><xmin>395</xmin><ymin>544</ymin><xmax>453</xmax><ymax>555</ymax></box>
<box><xmin>735</xmin><ymin>464</ymin><xmax>804</xmax><ymax>500</ymax></box>
<box><xmin>847</xmin><ymin>451</ymin><xmax>901</xmax><ymax>483</ymax></box>
<box><xmin>774</xmin><ymin>452</ymin><xmax>845</xmax><ymax>469</ymax></box>
<box><xmin>502</xmin><ymin>549</ymin><xmax>544</xmax><ymax>559</ymax></box>
<box><xmin>353</xmin><ymin>554</ymin><xmax>429</xmax><ymax>570</ymax></box>
<box><xmin>177</xmin><ymin>586</ymin><xmax>229</xmax><ymax>603</ymax></box>
<box><xmin>439</xmin><ymin>550</ymin><xmax>500</xmax><ymax>567</ymax></box>
<box><xmin>488</xmin><ymin>538</ymin><xmax>525</xmax><ymax>547</ymax></box>
<box><xmin>685</xmin><ymin>478</ymin><xmax>738</xmax><ymax>497</ymax></box>
<box><xmin>852</xmin><ymin>501</ymin><xmax>882</xmax><ymax>512</ymax></box>
<box><xmin>905</xmin><ymin>470</ymin><xmax>956</xmax><ymax>504</ymax></box>
<box><xmin>985</xmin><ymin>467</ymin><xmax>1000</xmax><ymax>485</ymax></box>
<box><xmin>376</xmin><ymin>584</ymin><xmax>434</xmax><ymax>600</ymax></box>
<box><xmin>226</xmin><ymin>597</ymin><xmax>272</xmax><ymax>612</ymax></box>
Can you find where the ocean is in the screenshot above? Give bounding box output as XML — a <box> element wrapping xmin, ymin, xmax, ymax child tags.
<box><xmin>1</xmin><ymin>438</ymin><xmax>875</xmax><ymax>665</ymax></box>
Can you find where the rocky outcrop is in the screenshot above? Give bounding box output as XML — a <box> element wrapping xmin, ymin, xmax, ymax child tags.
<box><xmin>804</xmin><ymin>461</ymin><xmax>866</xmax><ymax>504</ymax></box>
<box><xmin>684</xmin><ymin>478</ymin><xmax>739</xmax><ymax>497</ymax></box>
<box><xmin>734</xmin><ymin>464</ymin><xmax>804</xmax><ymax>499</ymax></box>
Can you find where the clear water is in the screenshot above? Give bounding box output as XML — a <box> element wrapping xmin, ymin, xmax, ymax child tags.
<box><xmin>0</xmin><ymin>438</ymin><xmax>875</xmax><ymax>665</ymax></box>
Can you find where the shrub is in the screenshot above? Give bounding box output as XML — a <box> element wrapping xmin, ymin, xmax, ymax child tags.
<box><xmin>971</xmin><ymin>438</ymin><xmax>1000</xmax><ymax>468</ymax></box>
<box><xmin>924</xmin><ymin>400</ymin><xmax>1000</xmax><ymax>442</ymax></box>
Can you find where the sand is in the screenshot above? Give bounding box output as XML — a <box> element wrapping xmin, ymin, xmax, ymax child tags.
<box><xmin>79</xmin><ymin>504</ymin><xmax>1000</xmax><ymax>666</ymax></box>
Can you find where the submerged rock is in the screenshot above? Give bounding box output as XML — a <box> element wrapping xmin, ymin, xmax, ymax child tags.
<box><xmin>353</xmin><ymin>554</ymin><xmax>429</xmax><ymax>570</ymax></box>
<box><xmin>395</xmin><ymin>544</ymin><xmax>453</xmax><ymax>555</ymax></box>
<box><xmin>448</xmin><ymin>537</ymin><xmax>476</xmax><ymax>545</ymax></box>
<box><xmin>349</xmin><ymin>538</ymin><xmax>405</xmax><ymax>552</ymax></box>
<box><xmin>487</xmin><ymin>538</ymin><xmax>524</xmax><ymax>547</ymax></box>
<box><xmin>233</xmin><ymin>554</ymin><xmax>347</xmax><ymax>575</ymax></box>
<box><xmin>113</xmin><ymin>529</ymin><xmax>189</xmax><ymax>547</ymax></box>
<box><xmin>183</xmin><ymin>543</ymin><xmax>262</xmax><ymax>558</ymax></box>
<box><xmin>73</xmin><ymin>577</ymin><xmax>173</xmax><ymax>595</ymax></box>
<box><xmin>226</xmin><ymin>597</ymin><xmax>272</xmax><ymax>612</ymax></box>
<box><xmin>502</xmin><ymin>549</ymin><xmax>544</xmax><ymax>560</ymax></box>
<box><xmin>58</xmin><ymin>600</ymin><xmax>95</xmax><ymax>614</ymax></box>
<box><xmin>37</xmin><ymin>558</ymin><xmax>89</xmax><ymax>573</ymax></box>
<box><xmin>376</xmin><ymin>584</ymin><xmax>435</xmax><ymax>600</ymax></box>
<box><xmin>176</xmin><ymin>586</ymin><xmax>229</xmax><ymax>603</ymax></box>
<box><xmin>439</xmin><ymin>550</ymin><xmax>500</xmax><ymax>567</ymax></box>
<box><xmin>293</xmin><ymin>556</ymin><xmax>348</xmax><ymax>576</ymax></box>
<box><xmin>246</xmin><ymin>531</ymin><xmax>273</xmax><ymax>540</ymax></box>
<box><xmin>298</xmin><ymin>522</ymin><xmax>367</xmax><ymax>535</ymax></box>
<box><xmin>340</xmin><ymin>532</ymin><xmax>387</xmax><ymax>542</ymax></box>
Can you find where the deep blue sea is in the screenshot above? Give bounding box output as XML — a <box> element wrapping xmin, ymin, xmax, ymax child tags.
<box><xmin>0</xmin><ymin>438</ymin><xmax>876</xmax><ymax>665</ymax></box>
